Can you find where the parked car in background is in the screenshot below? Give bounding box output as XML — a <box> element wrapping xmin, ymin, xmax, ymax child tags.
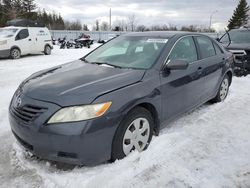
<box><xmin>218</xmin><ymin>27</ymin><xmax>250</xmax><ymax>76</ymax></box>
<box><xmin>9</xmin><ymin>32</ymin><xmax>233</xmax><ymax>166</ymax></box>
<box><xmin>0</xmin><ymin>19</ymin><xmax>53</xmax><ymax>59</ymax></box>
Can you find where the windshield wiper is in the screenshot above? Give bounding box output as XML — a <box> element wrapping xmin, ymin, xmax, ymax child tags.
<box><xmin>80</xmin><ymin>57</ymin><xmax>90</xmax><ymax>63</ymax></box>
<box><xmin>91</xmin><ymin>62</ymin><xmax>123</xmax><ymax>69</ymax></box>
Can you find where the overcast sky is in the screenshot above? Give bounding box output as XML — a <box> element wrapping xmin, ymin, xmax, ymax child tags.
<box><xmin>36</xmin><ymin>0</ymin><xmax>249</xmax><ymax>31</ymax></box>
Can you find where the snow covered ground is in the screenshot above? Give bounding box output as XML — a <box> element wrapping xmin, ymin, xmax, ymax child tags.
<box><xmin>0</xmin><ymin>45</ymin><xmax>250</xmax><ymax>188</ymax></box>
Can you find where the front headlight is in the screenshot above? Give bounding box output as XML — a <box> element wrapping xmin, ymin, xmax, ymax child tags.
<box><xmin>47</xmin><ymin>102</ymin><xmax>112</xmax><ymax>124</ymax></box>
<box><xmin>0</xmin><ymin>40</ymin><xmax>7</xmax><ymax>45</ymax></box>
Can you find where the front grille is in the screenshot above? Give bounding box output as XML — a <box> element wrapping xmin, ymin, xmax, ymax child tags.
<box><xmin>231</xmin><ymin>50</ymin><xmax>250</xmax><ymax>62</ymax></box>
<box><xmin>245</xmin><ymin>50</ymin><xmax>250</xmax><ymax>62</ymax></box>
<box><xmin>10</xmin><ymin>104</ymin><xmax>47</xmax><ymax>125</ymax></box>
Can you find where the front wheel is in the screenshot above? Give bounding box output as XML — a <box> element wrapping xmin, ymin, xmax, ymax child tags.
<box><xmin>211</xmin><ymin>75</ymin><xmax>230</xmax><ymax>103</ymax></box>
<box><xmin>10</xmin><ymin>48</ymin><xmax>21</xmax><ymax>59</ymax></box>
<box><xmin>111</xmin><ymin>107</ymin><xmax>154</xmax><ymax>161</ymax></box>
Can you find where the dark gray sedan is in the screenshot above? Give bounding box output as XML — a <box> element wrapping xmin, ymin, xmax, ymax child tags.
<box><xmin>9</xmin><ymin>32</ymin><xmax>234</xmax><ymax>165</ymax></box>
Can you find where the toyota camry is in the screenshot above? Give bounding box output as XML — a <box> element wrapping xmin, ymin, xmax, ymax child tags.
<box><xmin>9</xmin><ymin>32</ymin><xmax>234</xmax><ymax>165</ymax></box>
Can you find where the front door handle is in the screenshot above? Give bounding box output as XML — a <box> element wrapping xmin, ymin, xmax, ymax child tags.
<box><xmin>28</xmin><ymin>39</ymin><xmax>32</xmax><ymax>41</ymax></box>
<box><xmin>197</xmin><ymin>67</ymin><xmax>203</xmax><ymax>75</ymax></box>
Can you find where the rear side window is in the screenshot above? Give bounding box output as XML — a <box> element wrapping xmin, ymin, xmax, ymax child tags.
<box><xmin>15</xmin><ymin>29</ymin><xmax>29</xmax><ymax>41</ymax></box>
<box><xmin>168</xmin><ymin>36</ymin><xmax>198</xmax><ymax>63</ymax></box>
<box><xmin>213</xmin><ymin>42</ymin><xmax>223</xmax><ymax>55</ymax></box>
<box><xmin>196</xmin><ymin>36</ymin><xmax>216</xmax><ymax>59</ymax></box>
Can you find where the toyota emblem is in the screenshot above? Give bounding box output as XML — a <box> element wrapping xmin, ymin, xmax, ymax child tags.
<box><xmin>14</xmin><ymin>96</ymin><xmax>22</xmax><ymax>108</ymax></box>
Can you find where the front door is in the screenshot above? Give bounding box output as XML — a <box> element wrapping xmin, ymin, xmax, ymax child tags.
<box><xmin>160</xmin><ymin>36</ymin><xmax>204</xmax><ymax>122</ymax></box>
<box><xmin>15</xmin><ymin>29</ymin><xmax>31</xmax><ymax>55</ymax></box>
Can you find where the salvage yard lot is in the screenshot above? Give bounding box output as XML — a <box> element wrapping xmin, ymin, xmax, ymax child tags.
<box><xmin>0</xmin><ymin>45</ymin><xmax>250</xmax><ymax>188</ymax></box>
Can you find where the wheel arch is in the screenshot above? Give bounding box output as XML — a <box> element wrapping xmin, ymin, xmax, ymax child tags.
<box><xmin>226</xmin><ymin>70</ymin><xmax>233</xmax><ymax>86</ymax></box>
<box><xmin>44</xmin><ymin>43</ymin><xmax>52</xmax><ymax>49</ymax></box>
<box><xmin>10</xmin><ymin>45</ymin><xmax>21</xmax><ymax>54</ymax></box>
<box><xmin>127</xmin><ymin>102</ymin><xmax>160</xmax><ymax>136</ymax></box>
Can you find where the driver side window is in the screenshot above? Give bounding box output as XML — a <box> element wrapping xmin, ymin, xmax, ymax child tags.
<box><xmin>168</xmin><ymin>36</ymin><xmax>198</xmax><ymax>63</ymax></box>
<box><xmin>15</xmin><ymin>29</ymin><xmax>29</xmax><ymax>41</ymax></box>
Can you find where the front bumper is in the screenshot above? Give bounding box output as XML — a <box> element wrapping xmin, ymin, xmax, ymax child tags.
<box><xmin>0</xmin><ymin>49</ymin><xmax>10</xmax><ymax>58</ymax></box>
<box><xmin>9</xmin><ymin>93</ymin><xmax>121</xmax><ymax>166</ymax></box>
<box><xmin>229</xmin><ymin>50</ymin><xmax>250</xmax><ymax>75</ymax></box>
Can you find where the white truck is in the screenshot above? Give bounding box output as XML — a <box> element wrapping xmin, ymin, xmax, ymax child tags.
<box><xmin>0</xmin><ymin>21</ymin><xmax>53</xmax><ymax>59</ymax></box>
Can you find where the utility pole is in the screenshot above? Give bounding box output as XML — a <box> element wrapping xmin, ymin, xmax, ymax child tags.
<box><xmin>109</xmin><ymin>8</ymin><xmax>112</xmax><ymax>31</ymax></box>
<box><xmin>209</xmin><ymin>10</ymin><xmax>218</xmax><ymax>32</ymax></box>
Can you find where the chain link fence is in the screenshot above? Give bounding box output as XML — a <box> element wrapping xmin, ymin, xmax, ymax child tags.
<box><xmin>50</xmin><ymin>30</ymin><xmax>223</xmax><ymax>41</ymax></box>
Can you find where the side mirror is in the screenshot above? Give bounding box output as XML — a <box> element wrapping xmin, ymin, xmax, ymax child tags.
<box><xmin>216</xmin><ymin>38</ymin><xmax>221</xmax><ymax>42</ymax></box>
<box><xmin>165</xmin><ymin>59</ymin><xmax>189</xmax><ymax>70</ymax></box>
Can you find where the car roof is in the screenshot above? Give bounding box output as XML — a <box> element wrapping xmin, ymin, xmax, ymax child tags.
<box><xmin>2</xmin><ymin>26</ymin><xmax>47</xmax><ymax>30</ymax></box>
<box><xmin>124</xmin><ymin>31</ymin><xmax>207</xmax><ymax>38</ymax></box>
<box><xmin>230</xmin><ymin>28</ymin><xmax>250</xmax><ymax>32</ymax></box>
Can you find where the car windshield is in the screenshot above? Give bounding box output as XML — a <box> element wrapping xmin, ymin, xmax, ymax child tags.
<box><xmin>84</xmin><ymin>36</ymin><xmax>168</xmax><ymax>69</ymax></box>
<box><xmin>221</xmin><ymin>30</ymin><xmax>250</xmax><ymax>44</ymax></box>
<box><xmin>0</xmin><ymin>28</ymin><xmax>18</xmax><ymax>38</ymax></box>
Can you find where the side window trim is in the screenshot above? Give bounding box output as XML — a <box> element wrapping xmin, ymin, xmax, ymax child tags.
<box><xmin>192</xmin><ymin>36</ymin><xmax>201</xmax><ymax>60</ymax></box>
<box><xmin>162</xmin><ymin>35</ymin><xmax>213</xmax><ymax>70</ymax></box>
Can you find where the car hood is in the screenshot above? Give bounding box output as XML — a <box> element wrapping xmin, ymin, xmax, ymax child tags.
<box><xmin>223</xmin><ymin>43</ymin><xmax>250</xmax><ymax>51</ymax></box>
<box><xmin>21</xmin><ymin>60</ymin><xmax>145</xmax><ymax>106</ymax></box>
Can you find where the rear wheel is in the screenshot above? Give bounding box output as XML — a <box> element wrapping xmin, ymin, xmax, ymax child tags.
<box><xmin>10</xmin><ymin>48</ymin><xmax>21</xmax><ymax>59</ymax></box>
<box><xmin>111</xmin><ymin>107</ymin><xmax>154</xmax><ymax>161</ymax></box>
<box><xmin>211</xmin><ymin>75</ymin><xmax>230</xmax><ymax>103</ymax></box>
<box><xmin>44</xmin><ymin>45</ymin><xmax>51</xmax><ymax>55</ymax></box>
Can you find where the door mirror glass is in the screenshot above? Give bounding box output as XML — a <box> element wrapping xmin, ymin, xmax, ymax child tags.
<box><xmin>166</xmin><ymin>59</ymin><xmax>189</xmax><ymax>70</ymax></box>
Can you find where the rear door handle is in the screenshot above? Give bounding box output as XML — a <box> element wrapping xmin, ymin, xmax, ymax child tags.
<box><xmin>28</xmin><ymin>39</ymin><xmax>32</xmax><ymax>41</ymax></box>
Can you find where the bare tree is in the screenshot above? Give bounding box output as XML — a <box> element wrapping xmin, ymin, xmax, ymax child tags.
<box><xmin>100</xmin><ymin>21</ymin><xmax>109</xmax><ymax>31</ymax></box>
<box><xmin>127</xmin><ymin>14</ymin><xmax>137</xmax><ymax>32</ymax></box>
<box><xmin>151</xmin><ymin>25</ymin><xmax>162</xmax><ymax>31</ymax></box>
<box><xmin>83</xmin><ymin>24</ymin><xmax>89</xmax><ymax>31</ymax></box>
<box><xmin>112</xmin><ymin>19</ymin><xmax>127</xmax><ymax>31</ymax></box>
<box><xmin>162</xmin><ymin>24</ymin><xmax>169</xmax><ymax>31</ymax></box>
<box><xmin>136</xmin><ymin>25</ymin><xmax>146</xmax><ymax>32</ymax></box>
<box><xmin>168</xmin><ymin>23</ymin><xmax>178</xmax><ymax>31</ymax></box>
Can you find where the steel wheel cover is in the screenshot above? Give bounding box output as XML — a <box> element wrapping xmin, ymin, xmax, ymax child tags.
<box><xmin>122</xmin><ymin>118</ymin><xmax>150</xmax><ymax>156</ymax></box>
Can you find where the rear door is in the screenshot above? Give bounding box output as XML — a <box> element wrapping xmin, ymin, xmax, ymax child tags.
<box><xmin>194</xmin><ymin>36</ymin><xmax>224</xmax><ymax>101</ymax></box>
<box><xmin>28</xmin><ymin>28</ymin><xmax>44</xmax><ymax>52</ymax></box>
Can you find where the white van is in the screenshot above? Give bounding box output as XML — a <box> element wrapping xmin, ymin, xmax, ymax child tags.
<box><xmin>0</xmin><ymin>26</ymin><xmax>53</xmax><ymax>59</ymax></box>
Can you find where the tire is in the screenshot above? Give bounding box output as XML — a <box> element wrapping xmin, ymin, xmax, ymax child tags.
<box><xmin>211</xmin><ymin>75</ymin><xmax>230</xmax><ymax>103</ymax></box>
<box><xmin>10</xmin><ymin>48</ymin><xmax>21</xmax><ymax>59</ymax></box>
<box><xmin>111</xmin><ymin>107</ymin><xmax>154</xmax><ymax>161</ymax></box>
<box><xmin>44</xmin><ymin>45</ymin><xmax>51</xmax><ymax>55</ymax></box>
